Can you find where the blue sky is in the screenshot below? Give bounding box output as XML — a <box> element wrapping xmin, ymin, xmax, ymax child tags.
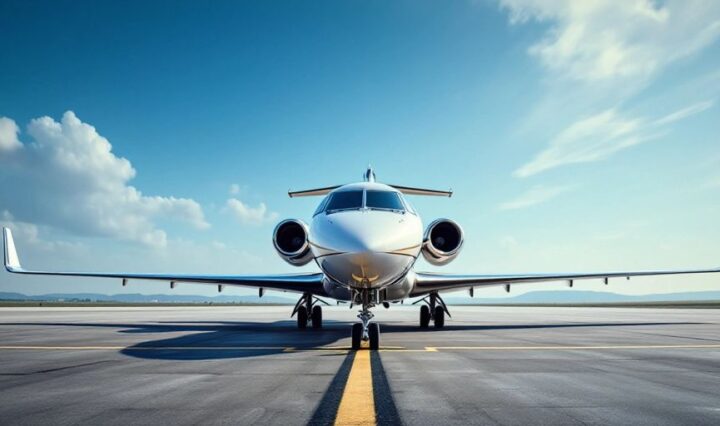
<box><xmin>1</xmin><ymin>0</ymin><xmax>719</xmax><ymax>297</ymax></box>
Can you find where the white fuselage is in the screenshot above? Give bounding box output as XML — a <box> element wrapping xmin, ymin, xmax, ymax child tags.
<box><xmin>308</xmin><ymin>182</ymin><xmax>423</xmax><ymax>297</ymax></box>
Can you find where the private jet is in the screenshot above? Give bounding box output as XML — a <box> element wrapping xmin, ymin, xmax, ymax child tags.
<box><xmin>4</xmin><ymin>167</ymin><xmax>720</xmax><ymax>349</ymax></box>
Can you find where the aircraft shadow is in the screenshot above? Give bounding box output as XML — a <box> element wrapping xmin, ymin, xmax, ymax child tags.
<box><xmin>1</xmin><ymin>320</ymin><xmax>703</xmax><ymax>360</ymax></box>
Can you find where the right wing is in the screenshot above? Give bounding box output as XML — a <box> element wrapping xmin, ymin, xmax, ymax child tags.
<box><xmin>412</xmin><ymin>267</ymin><xmax>720</xmax><ymax>297</ymax></box>
<box><xmin>3</xmin><ymin>228</ymin><xmax>326</xmax><ymax>295</ymax></box>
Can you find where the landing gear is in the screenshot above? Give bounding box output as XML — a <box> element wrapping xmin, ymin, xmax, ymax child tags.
<box><xmin>420</xmin><ymin>305</ymin><xmax>431</xmax><ymax>328</ymax></box>
<box><xmin>292</xmin><ymin>292</ymin><xmax>329</xmax><ymax>329</ymax></box>
<box><xmin>350</xmin><ymin>289</ymin><xmax>380</xmax><ymax>350</ymax></box>
<box><xmin>311</xmin><ymin>305</ymin><xmax>323</xmax><ymax>329</ymax></box>
<box><xmin>415</xmin><ymin>291</ymin><xmax>450</xmax><ymax>328</ymax></box>
<box><xmin>368</xmin><ymin>323</ymin><xmax>380</xmax><ymax>350</ymax></box>
<box><xmin>433</xmin><ymin>306</ymin><xmax>445</xmax><ymax>328</ymax></box>
<box><xmin>351</xmin><ymin>323</ymin><xmax>363</xmax><ymax>350</ymax></box>
<box><xmin>297</xmin><ymin>306</ymin><xmax>308</xmax><ymax>329</ymax></box>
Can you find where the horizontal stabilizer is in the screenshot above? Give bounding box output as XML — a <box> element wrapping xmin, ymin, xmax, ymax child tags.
<box><xmin>288</xmin><ymin>185</ymin><xmax>342</xmax><ymax>198</ymax></box>
<box><xmin>388</xmin><ymin>185</ymin><xmax>452</xmax><ymax>197</ymax></box>
<box><xmin>288</xmin><ymin>184</ymin><xmax>452</xmax><ymax>197</ymax></box>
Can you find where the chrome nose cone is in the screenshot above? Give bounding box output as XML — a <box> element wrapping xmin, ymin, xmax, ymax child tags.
<box><xmin>310</xmin><ymin>210</ymin><xmax>422</xmax><ymax>288</ymax></box>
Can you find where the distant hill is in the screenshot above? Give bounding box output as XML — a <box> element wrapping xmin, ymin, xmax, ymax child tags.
<box><xmin>445</xmin><ymin>290</ymin><xmax>720</xmax><ymax>305</ymax></box>
<box><xmin>0</xmin><ymin>292</ymin><xmax>295</xmax><ymax>304</ymax></box>
<box><xmin>1</xmin><ymin>290</ymin><xmax>719</xmax><ymax>305</ymax></box>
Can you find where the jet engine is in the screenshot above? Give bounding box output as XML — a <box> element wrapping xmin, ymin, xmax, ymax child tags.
<box><xmin>421</xmin><ymin>219</ymin><xmax>464</xmax><ymax>266</ymax></box>
<box><xmin>273</xmin><ymin>219</ymin><xmax>313</xmax><ymax>266</ymax></box>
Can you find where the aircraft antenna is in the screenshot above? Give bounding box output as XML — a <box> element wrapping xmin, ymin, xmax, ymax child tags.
<box><xmin>364</xmin><ymin>165</ymin><xmax>376</xmax><ymax>182</ymax></box>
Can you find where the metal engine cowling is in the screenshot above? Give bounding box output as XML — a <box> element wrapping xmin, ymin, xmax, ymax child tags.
<box><xmin>273</xmin><ymin>219</ymin><xmax>313</xmax><ymax>266</ymax></box>
<box><xmin>421</xmin><ymin>219</ymin><xmax>464</xmax><ymax>266</ymax></box>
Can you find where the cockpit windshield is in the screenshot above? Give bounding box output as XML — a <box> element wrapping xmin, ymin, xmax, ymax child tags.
<box><xmin>317</xmin><ymin>189</ymin><xmax>410</xmax><ymax>215</ymax></box>
<box><xmin>365</xmin><ymin>190</ymin><xmax>404</xmax><ymax>211</ymax></box>
<box><xmin>324</xmin><ymin>190</ymin><xmax>363</xmax><ymax>212</ymax></box>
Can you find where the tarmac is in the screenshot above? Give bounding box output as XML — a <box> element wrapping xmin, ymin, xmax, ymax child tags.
<box><xmin>1</xmin><ymin>305</ymin><xmax>719</xmax><ymax>425</ymax></box>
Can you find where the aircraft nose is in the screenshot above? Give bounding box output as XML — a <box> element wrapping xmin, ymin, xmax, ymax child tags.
<box><xmin>312</xmin><ymin>211</ymin><xmax>412</xmax><ymax>254</ymax></box>
<box><xmin>310</xmin><ymin>210</ymin><xmax>422</xmax><ymax>288</ymax></box>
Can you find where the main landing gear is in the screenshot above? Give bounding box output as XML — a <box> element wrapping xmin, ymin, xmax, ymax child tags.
<box><xmin>415</xmin><ymin>292</ymin><xmax>450</xmax><ymax>329</ymax></box>
<box><xmin>350</xmin><ymin>289</ymin><xmax>380</xmax><ymax>350</ymax></box>
<box><xmin>292</xmin><ymin>293</ymin><xmax>328</xmax><ymax>329</ymax></box>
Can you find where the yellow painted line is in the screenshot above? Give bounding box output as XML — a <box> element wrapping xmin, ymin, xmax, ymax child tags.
<box><xmin>335</xmin><ymin>350</ymin><xmax>375</xmax><ymax>426</ymax></box>
<box><xmin>426</xmin><ymin>344</ymin><xmax>720</xmax><ymax>351</ymax></box>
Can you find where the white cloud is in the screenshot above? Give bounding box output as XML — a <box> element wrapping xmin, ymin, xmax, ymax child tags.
<box><xmin>499</xmin><ymin>184</ymin><xmax>576</xmax><ymax>210</ymax></box>
<box><xmin>0</xmin><ymin>111</ymin><xmax>209</xmax><ymax>247</ymax></box>
<box><xmin>500</xmin><ymin>0</ymin><xmax>720</xmax><ymax>82</ymax></box>
<box><xmin>514</xmin><ymin>100</ymin><xmax>714</xmax><ymax>177</ymax></box>
<box><xmin>702</xmin><ymin>176</ymin><xmax>720</xmax><ymax>190</ymax></box>
<box><xmin>653</xmin><ymin>99</ymin><xmax>715</xmax><ymax>126</ymax></box>
<box><xmin>229</xmin><ymin>183</ymin><xmax>241</xmax><ymax>195</ymax></box>
<box><xmin>225</xmin><ymin>198</ymin><xmax>278</xmax><ymax>225</ymax></box>
<box><xmin>0</xmin><ymin>117</ymin><xmax>22</xmax><ymax>151</ymax></box>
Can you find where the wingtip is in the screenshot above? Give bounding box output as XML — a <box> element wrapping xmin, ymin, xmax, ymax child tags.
<box><xmin>3</xmin><ymin>227</ymin><xmax>22</xmax><ymax>272</ymax></box>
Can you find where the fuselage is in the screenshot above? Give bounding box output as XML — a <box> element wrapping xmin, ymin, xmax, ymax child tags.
<box><xmin>308</xmin><ymin>182</ymin><xmax>423</xmax><ymax>297</ymax></box>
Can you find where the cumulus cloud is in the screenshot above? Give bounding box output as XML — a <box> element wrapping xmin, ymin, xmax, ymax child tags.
<box><xmin>0</xmin><ymin>111</ymin><xmax>209</xmax><ymax>247</ymax></box>
<box><xmin>499</xmin><ymin>184</ymin><xmax>576</xmax><ymax>210</ymax></box>
<box><xmin>0</xmin><ymin>117</ymin><xmax>22</xmax><ymax>151</ymax></box>
<box><xmin>499</xmin><ymin>0</ymin><xmax>720</xmax><ymax>82</ymax></box>
<box><xmin>514</xmin><ymin>100</ymin><xmax>715</xmax><ymax>177</ymax></box>
<box><xmin>225</xmin><ymin>198</ymin><xmax>278</xmax><ymax>225</ymax></box>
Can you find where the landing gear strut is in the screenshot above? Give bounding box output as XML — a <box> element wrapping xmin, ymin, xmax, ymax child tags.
<box><xmin>350</xmin><ymin>289</ymin><xmax>380</xmax><ymax>350</ymax></box>
<box><xmin>292</xmin><ymin>293</ymin><xmax>329</xmax><ymax>329</ymax></box>
<box><xmin>414</xmin><ymin>292</ymin><xmax>450</xmax><ymax>328</ymax></box>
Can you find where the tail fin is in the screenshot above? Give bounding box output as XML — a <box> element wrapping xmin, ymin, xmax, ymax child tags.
<box><xmin>3</xmin><ymin>228</ymin><xmax>22</xmax><ymax>272</ymax></box>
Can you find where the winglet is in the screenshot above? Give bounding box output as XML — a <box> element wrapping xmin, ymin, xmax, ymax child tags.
<box><xmin>3</xmin><ymin>228</ymin><xmax>22</xmax><ymax>272</ymax></box>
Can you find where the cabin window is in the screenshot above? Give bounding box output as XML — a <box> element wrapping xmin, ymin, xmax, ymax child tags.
<box><xmin>365</xmin><ymin>190</ymin><xmax>405</xmax><ymax>212</ymax></box>
<box><xmin>325</xmin><ymin>190</ymin><xmax>363</xmax><ymax>212</ymax></box>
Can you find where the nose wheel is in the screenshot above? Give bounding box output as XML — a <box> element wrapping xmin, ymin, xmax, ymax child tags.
<box><xmin>351</xmin><ymin>306</ymin><xmax>380</xmax><ymax>350</ymax></box>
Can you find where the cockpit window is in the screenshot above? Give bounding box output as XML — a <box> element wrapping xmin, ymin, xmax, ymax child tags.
<box><xmin>365</xmin><ymin>190</ymin><xmax>405</xmax><ymax>212</ymax></box>
<box><xmin>325</xmin><ymin>191</ymin><xmax>363</xmax><ymax>212</ymax></box>
<box><xmin>313</xmin><ymin>195</ymin><xmax>330</xmax><ymax>216</ymax></box>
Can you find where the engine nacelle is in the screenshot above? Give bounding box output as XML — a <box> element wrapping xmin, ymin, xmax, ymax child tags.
<box><xmin>421</xmin><ymin>219</ymin><xmax>464</xmax><ymax>266</ymax></box>
<box><xmin>273</xmin><ymin>219</ymin><xmax>313</xmax><ymax>266</ymax></box>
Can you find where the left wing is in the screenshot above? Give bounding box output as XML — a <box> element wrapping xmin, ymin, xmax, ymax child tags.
<box><xmin>412</xmin><ymin>267</ymin><xmax>720</xmax><ymax>297</ymax></box>
<box><xmin>3</xmin><ymin>228</ymin><xmax>326</xmax><ymax>295</ymax></box>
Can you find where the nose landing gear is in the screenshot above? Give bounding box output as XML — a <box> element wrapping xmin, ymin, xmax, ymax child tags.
<box><xmin>349</xmin><ymin>289</ymin><xmax>381</xmax><ymax>350</ymax></box>
<box><xmin>351</xmin><ymin>307</ymin><xmax>380</xmax><ymax>350</ymax></box>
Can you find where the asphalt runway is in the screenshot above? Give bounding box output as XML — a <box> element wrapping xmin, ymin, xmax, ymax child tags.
<box><xmin>1</xmin><ymin>305</ymin><xmax>719</xmax><ymax>425</ymax></box>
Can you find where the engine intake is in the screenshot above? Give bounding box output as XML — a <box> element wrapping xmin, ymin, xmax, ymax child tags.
<box><xmin>273</xmin><ymin>219</ymin><xmax>313</xmax><ymax>266</ymax></box>
<box><xmin>421</xmin><ymin>219</ymin><xmax>464</xmax><ymax>266</ymax></box>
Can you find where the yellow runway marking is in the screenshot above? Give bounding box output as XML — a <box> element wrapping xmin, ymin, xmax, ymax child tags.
<box><xmin>3</xmin><ymin>343</ymin><xmax>718</xmax><ymax>353</ymax></box>
<box><xmin>425</xmin><ymin>344</ymin><xmax>720</xmax><ymax>351</ymax></box>
<box><xmin>335</xmin><ymin>350</ymin><xmax>375</xmax><ymax>426</ymax></box>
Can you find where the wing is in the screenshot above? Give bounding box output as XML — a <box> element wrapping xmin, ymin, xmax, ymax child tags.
<box><xmin>412</xmin><ymin>267</ymin><xmax>720</xmax><ymax>297</ymax></box>
<box><xmin>3</xmin><ymin>228</ymin><xmax>326</xmax><ymax>296</ymax></box>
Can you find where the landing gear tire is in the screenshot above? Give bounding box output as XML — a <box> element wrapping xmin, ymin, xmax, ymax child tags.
<box><xmin>368</xmin><ymin>323</ymin><xmax>380</xmax><ymax>350</ymax></box>
<box><xmin>351</xmin><ymin>323</ymin><xmax>363</xmax><ymax>350</ymax></box>
<box><xmin>297</xmin><ymin>306</ymin><xmax>308</xmax><ymax>329</ymax></box>
<box><xmin>311</xmin><ymin>305</ymin><xmax>323</xmax><ymax>329</ymax></box>
<box><xmin>434</xmin><ymin>306</ymin><xmax>445</xmax><ymax>328</ymax></box>
<box><xmin>420</xmin><ymin>305</ymin><xmax>431</xmax><ymax>328</ymax></box>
